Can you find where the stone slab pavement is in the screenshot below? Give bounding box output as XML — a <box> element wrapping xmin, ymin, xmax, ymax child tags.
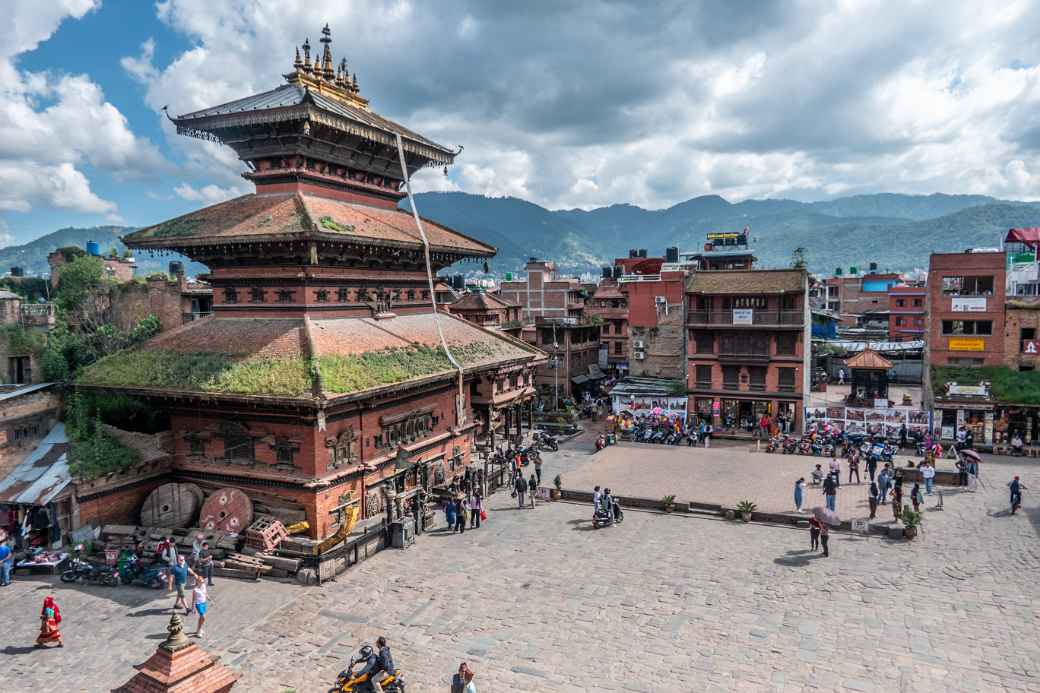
<box><xmin>2</xmin><ymin>433</ymin><xmax>1039</xmax><ymax>692</ymax></box>
<box><xmin>561</xmin><ymin>441</ymin><xmax>962</xmax><ymax>515</ymax></box>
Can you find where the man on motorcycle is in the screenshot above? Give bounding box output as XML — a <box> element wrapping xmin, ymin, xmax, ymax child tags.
<box><xmin>349</xmin><ymin>637</ymin><xmax>395</xmax><ymax>692</ymax></box>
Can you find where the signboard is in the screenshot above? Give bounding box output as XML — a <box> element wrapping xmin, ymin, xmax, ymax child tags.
<box><xmin>851</xmin><ymin>519</ymin><xmax>869</xmax><ymax>533</ymax></box>
<box><xmin>733</xmin><ymin>308</ymin><xmax>754</xmax><ymax>325</ymax></box>
<box><xmin>805</xmin><ymin>406</ymin><xmax>931</xmax><ymax>438</ymax></box>
<box><xmin>952</xmin><ymin>297</ymin><xmax>987</xmax><ymax>312</ymax></box>
<box><xmin>1023</xmin><ymin>340</ymin><xmax>1040</xmax><ymax>355</ymax></box>
<box><xmin>946</xmin><ymin>382</ymin><xmax>990</xmax><ymax>397</ymax></box>
<box><xmin>707</xmin><ymin>232</ymin><xmax>741</xmax><ymax>240</ymax></box>
<box><xmin>948</xmin><ymin>337</ymin><xmax>985</xmax><ymax>352</ymax></box>
<box><xmin>873</xmin><ymin>399</ymin><xmax>889</xmax><ymax>408</ymax></box>
<box><xmin>712</xmin><ymin>399</ymin><xmax>721</xmax><ymax>412</ymax></box>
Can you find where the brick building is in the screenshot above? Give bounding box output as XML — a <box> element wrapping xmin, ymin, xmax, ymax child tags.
<box><xmin>447</xmin><ymin>291</ymin><xmax>523</xmax><ymax>338</ymax></box>
<box><xmin>679</xmin><ymin>230</ymin><xmax>755</xmax><ymax>270</ymax></box>
<box><xmin>108</xmin><ymin>270</ymin><xmax>214</xmax><ymax>332</ymax></box>
<box><xmin>525</xmin><ymin>317</ymin><xmax>602</xmax><ymax>404</ymax></box>
<box><xmin>586</xmin><ymin>275</ymin><xmax>628</xmax><ymax>376</ymax></box>
<box><xmin>498</xmin><ymin>259</ymin><xmax>585</xmax><ymax>323</ymax></box>
<box><xmin>825</xmin><ymin>267</ymin><xmax>902</xmax><ymax>327</ymax></box>
<box><xmin>686</xmin><ymin>269</ymin><xmax>810</xmax><ymax>434</ymax></box>
<box><xmin>888</xmin><ymin>283</ymin><xmax>927</xmax><ymax>341</ymax></box>
<box><xmin>621</xmin><ymin>267</ymin><xmax>687</xmax><ymax>380</ymax></box>
<box><xmin>48</xmin><ymin>247</ymin><xmax>136</xmax><ymax>287</ymax></box>
<box><xmin>75</xmin><ymin>28</ymin><xmax>545</xmax><ymax>541</ymax></box>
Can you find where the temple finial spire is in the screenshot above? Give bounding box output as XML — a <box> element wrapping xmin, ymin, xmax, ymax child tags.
<box><xmin>302</xmin><ymin>38</ymin><xmax>311</xmax><ymax>70</ymax></box>
<box><xmin>294</xmin><ymin>45</ymin><xmax>302</xmax><ymax>69</ymax></box>
<box><xmin>351</xmin><ymin>72</ymin><xmax>359</xmax><ymax>93</ymax></box>
<box><xmin>320</xmin><ymin>24</ymin><xmax>334</xmax><ymax>80</ymax></box>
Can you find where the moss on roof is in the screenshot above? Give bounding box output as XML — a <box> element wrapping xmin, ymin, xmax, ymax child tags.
<box><xmin>932</xmin><ymin>365</ymin><xmax>1040</xmax><ymax>406</ymax></box>
<box><xmin>78</xmin><ymin>349</ymin><xmax>312</xmax><ymax>398</ymax></box>
<box><xmin>319</xmin><ymin>343</ymin><xmax>499</xmax><ymax>395</ymax></box>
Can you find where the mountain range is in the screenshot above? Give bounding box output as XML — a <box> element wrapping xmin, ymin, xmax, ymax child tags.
<box><xmin>1</xmin><ymin>192</ymin><xmax>1037</xmax><ymax>279</ymax></box>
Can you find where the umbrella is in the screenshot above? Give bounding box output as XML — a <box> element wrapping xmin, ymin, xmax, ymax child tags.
<box><xmin>652</xmin><ymin>406</ymin><xmax>663</xmax><ymax>416</ymax></box>
<box><xmin>811</xmin><ymin>506</ymin><xmax>841</xmax><ymax>526</ymax></box>
<box><xmin>959</xmin><ymin>448</ymin><xmax>982</xmax><ymax>463</ymax></box>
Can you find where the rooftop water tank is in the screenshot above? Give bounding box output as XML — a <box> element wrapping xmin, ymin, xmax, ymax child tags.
<box><xmin>86</xmin><ymin>240</ymin><xmax>100</xmax><ymax>256</ymax></box>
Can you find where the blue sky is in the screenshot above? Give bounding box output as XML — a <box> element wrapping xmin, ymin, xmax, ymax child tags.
<box><xmin>2</xmin><ymin>1</ymin><xmax>1039</xmax><ymax>247</ymax></box>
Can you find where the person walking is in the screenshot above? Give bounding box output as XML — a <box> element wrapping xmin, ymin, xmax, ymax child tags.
<box><xmin>703</xmin><ymin>422</ymin><xmax>712</xmax><ymax>448</ymax></box>
<box><xmin>192</xmin><ymin>576</ymin><xmax>209</xmax><ymax>638</ymax></box>
<box><xmin>452</xmin><ymin>663</ymin><xmax>472</xmax><ymax>693</ymax></box>
<box><xmin>0</xmin><ymin>537</ymin><xmax>13</xmax><ymax>586</ymax></box>
<box><xmin>910</xmin><ymin>482</ymin><xmax>923</xmax><ymax>513</ymax></box>
<box><xmin>163</xmin><ymin>536</ymin><xmax>178</xmax><ymax>590</ymax></box>
<box><xmin>838</xmin><ymin>368</ymin><xmax>846</xmax><ymax>385</ymax></box>
<box><xmin>828</xmin><ymin>457</ymin><xmax>841</xmax><ymax>488</ymax></box>
<box><xmin>868</xmin><ymin>481</ymin><xmax>879</xmax><ymax>519</ymax></box>
<box><xmin>197</xmin><ymin>542</ymin><xmax>214</xmax><ymax>586</ymax></box>
<box><xmin>794</xmin><ymin>478</ymin><xmax>806</xmax><ymax>513</ymax></box>
<box><xmin>470</xmin><ymin>492</ymin><xmax>483</xmax><ymax>529</ymax></box>
<box><xmin>808</xmin><ymin>515</ymin><xmax>822</xmax><ymax>551</ymax></box>
<box><xmin>819</xmin><ymin>521</ymin><xmax>830</xmax><ymax>557</ymax></box>
<box><xmin>534</xmin><ymin>456</ymin><xmax>543</xmax><ymax>486</ymax></box>
<box><xmin>822</xmin><ymin>473</ymin><xmax>837</xmax><ymax>512</ymax></box>
<box><xmin>445</xmin><ymin>496</ymin><xmax>457</xmax><ymax>532</ymax></box>
<box><xmin>514</xmin><ymin>474</ymin><xmax>527</xmax><ymax>509</ymax></box>
<box><xmin>865</xmin><ymin>455</ymin><xmax>878</xmax><ymax>483</ymax></box>
<box><xmin>170</xmin><ymin>555</ymin><xmax>199</xmax><ymax>615</ymax></box>
<box><xmin>848</xmin><ymin>455</ymin><xmax>860</xmax><ymax>484</ymax></box>
<box><xmin>891</xmin><ymin>482</ymin><xmax>903</xmax><ymax>522</ymax></box>
<box><xmin>35</xmin><ymin>596</ymin><xmax>63</xmax><ymax>648</ymax></box>
<box><xmin>921</xmin><ymin>460</ymin><xmax>935</xmax><ymax>495</ymax></box>
<box><xmin>528</xmin><ymin>474</ymin><xmax>537</xmax><ymax>508</ymax></box>
<box><xmin>956</xmin><ymin>458</ymin><xmax>969</xmax><ymax>487</ymax></box>
<box><xmin>877</xmin><ymin>465</ymin><xmax>890</xmax><ymax>502</ymax></box>
<box><xmin>454</xmin><ymin>496</ymin><xmax>467</xmax><ymax>534</ymax></box>
<box><xmin>1009</xmin><ymin>475</ymin><xmax>1026</xmax><ymax>514</ymax></box>
<box><xmin>463</xmin><ymin>669</ymin><xmax>477</xmax><ymax>693</ymax></box>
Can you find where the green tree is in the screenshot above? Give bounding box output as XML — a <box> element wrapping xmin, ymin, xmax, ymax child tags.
<box><xmin>790</xmin><ymin>247</ymin><xmax>807</xmax><ymax>269</ymax></box>
<box><xmin>55</xmin><ymin>254</ymin><xmax>108</xmax><ymax>325</ymax></box>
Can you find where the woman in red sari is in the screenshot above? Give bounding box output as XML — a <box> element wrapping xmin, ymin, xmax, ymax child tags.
<box><xmin>35</xmin><ymin>596</ymin><xmax>63</xmax><ymax>647</ymax></box>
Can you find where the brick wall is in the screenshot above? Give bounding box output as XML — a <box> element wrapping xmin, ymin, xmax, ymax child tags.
<box><xmin>630</xmin><ymin>304</ymin><xmax>686</xmax><ymax>379</ymax></box>
<box><xmin>927</xmin><ymin>251</ymin><xmax>1006</xmax><ymax>367</ymax></box>
<box><xmin>76</xmin><ymin>477</ymin><xmax>168</xmax><ymax>528</ymax></box>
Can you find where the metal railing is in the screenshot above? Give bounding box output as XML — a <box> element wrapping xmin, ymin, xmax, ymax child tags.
<box><xmin>182</xmin><ymin>311</ymin><xmax>213</xmax><ymax>322</ymax></box>
<box><xmin>687</xmin><ymin>310</ymin><xmax>803</xmax><ymax>326</ymax></box>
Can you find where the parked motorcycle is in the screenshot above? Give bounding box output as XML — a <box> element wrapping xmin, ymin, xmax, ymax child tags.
<box><xmin>61</xmin><ymin>553</ymin><xmax>119</xmax><ymax>586</ymax></box>
<box><xmin>534</xmin><ymin>431</ymin><xmax>559</xmax><ymax>452</ymax></box>
<box><xmin>118</xmin><ymin>554</ymin><xmax>167</xmax><ymax>589</ymax></box>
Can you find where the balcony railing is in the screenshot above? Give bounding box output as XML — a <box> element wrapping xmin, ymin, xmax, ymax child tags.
<box><xmin>717</xmin><ymin>351</ymin><xmax>771</xmax><ymax>363</ymax></box>
<box><xmin>183</xmin><ymin>311</ymin><xmax>213</xmax><ymax>322</ymax></box>
<box><xmin>778</xmin><ymin>383</ymin><xmax>797</xmax><ymax>393</ymax></box>
<box><xmin>688</xmin><ymin>310</ymin><xmax>803</xmax><ymax>326</ymax></box>
<box><xmin>695</xmin><ymin>380</ymin><xmax>712</xmax><ymax>390</ymax></box>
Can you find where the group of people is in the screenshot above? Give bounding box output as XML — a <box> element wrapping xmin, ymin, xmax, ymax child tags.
<box><xmin>154</xmin><ymin>535</ymin><xmax>213</xmax><ymax>638</ymax></box>
<box><xmin>797</xmin><ymin>458</ymin><xmax>931</xmax><ymax>519</ymax></box>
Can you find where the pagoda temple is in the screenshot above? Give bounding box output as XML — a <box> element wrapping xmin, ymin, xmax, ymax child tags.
<box><xmin>78</xmin><ymin>25</ymin><xmax>545</xmax><ymax>540</ymax></box>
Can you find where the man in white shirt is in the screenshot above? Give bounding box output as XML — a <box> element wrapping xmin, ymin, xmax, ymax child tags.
<box><xmin>921</xmin><ymin>461</ymin><xmax>936</xmax><ymax>495</ymax></box>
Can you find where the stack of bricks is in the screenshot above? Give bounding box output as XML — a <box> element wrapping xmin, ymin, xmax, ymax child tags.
<box><xmin>243</xmin><ymin>515</ymin><xmax>288</xmax><ymax>553</ymax></box>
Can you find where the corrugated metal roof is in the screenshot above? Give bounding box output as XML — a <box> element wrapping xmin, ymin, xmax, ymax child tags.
<box><xmin>0</xmin><ymin>382</ymin><xmax>54</xmax><ymax>402</ymax></box>
<box><xmin>0</xmin><ymin>423</ymin><xmax>70</xmax><ymax>506</ymax></box>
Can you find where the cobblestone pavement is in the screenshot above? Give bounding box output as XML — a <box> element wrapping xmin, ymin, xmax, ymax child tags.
<box><xmin>3</xmin><ymin>433</ymin><xmax>1039</xmax><ymax>692</ymax></box>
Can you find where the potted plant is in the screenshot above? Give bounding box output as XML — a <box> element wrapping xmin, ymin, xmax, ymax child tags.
<box><xmin>735</xmin><ymin>500</ymin><xmax>756</xmax><ymax>522</ymax></box>
<box><xmin>901</xmin><ymin>505</ymin><xmax>922</xmax><ymax>540</ymax></box>
<box><xmin>661</xmin><ymin>494</ymin><xmax>676</xmax><ymax>513</ymax></box>
<box><xmin>550</xmin><ymin>474</ymin><xmax>562</xmax><ymax>501</ymax></box>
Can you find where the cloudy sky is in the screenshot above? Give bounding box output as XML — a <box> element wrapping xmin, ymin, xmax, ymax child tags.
<box><xmin>1</xmin><ymin>0</ymin><xmax>1038</xmax><ymax>245</ymax></box>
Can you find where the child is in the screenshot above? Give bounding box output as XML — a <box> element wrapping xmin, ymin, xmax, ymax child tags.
<box><xmin>811</xmin><ymin>464</ymin><xmax>824</xmax><ymax>485</ymax></box>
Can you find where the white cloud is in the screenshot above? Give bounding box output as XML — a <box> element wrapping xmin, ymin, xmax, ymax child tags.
<box><xmin>127</xmin><ymin>1</ymin><xmax>1040</xmax><ymax>209</ymax></box>
<box><xmin>173</xmin><ymin>182</ymin><xmax>246</xmax><ymax>205</ymax></box>
<box><xmin>0</xmin><ymin>220</ymin><xmax>15</xmax><ymax>248</ymax></box>
<box><xmin>0</xmin><ymin>0</ymin><xmax>170</xmax><ymax>220</ymax></box>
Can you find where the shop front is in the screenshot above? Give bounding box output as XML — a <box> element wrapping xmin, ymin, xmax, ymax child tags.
<box><xmin>690</xmin><ymin>396</ymin><xmax>800</xmax><ymax>434</ymax></box>
<box><xmin>935</xmin><ymin>402</ymin><xmax>994</xmax><ymax>446</ymax></box>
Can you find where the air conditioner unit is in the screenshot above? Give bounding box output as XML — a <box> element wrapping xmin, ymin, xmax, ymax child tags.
<box><xmin>634</xmin><ymin>350</ymin><xmax>646</xmax><ymax>360</ymax></box>
<box><xmin>633</xmin><ymin>339</ymin><xmax>646</xmax><ymax>349</ymax></box>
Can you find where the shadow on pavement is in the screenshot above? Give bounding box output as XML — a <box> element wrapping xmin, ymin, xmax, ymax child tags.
<box><xmin>2</xmin><ymin>645</ymin><xmax>42</xmax><ymax>655</ymax></box>
<box><xmin>773</xmin><ymin>553</ymin><xmax>824</xmax><ymax>567</ymax></box>
<box><xmin>127</xmin><ymin>607</ymin><xmax>175</xmax><ymax>617</ymax></box>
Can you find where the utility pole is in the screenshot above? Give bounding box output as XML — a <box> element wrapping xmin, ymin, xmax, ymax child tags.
<box><xmin>552</xmin><ymin>321</ymin><xmax>560</xmax><ymax>411</ymax></box>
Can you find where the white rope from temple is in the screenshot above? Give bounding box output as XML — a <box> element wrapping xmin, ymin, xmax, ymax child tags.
<box><xmin>395</xmin><ymin>133</ymin><xmax>466</xmax><ymax>423</ymax></box>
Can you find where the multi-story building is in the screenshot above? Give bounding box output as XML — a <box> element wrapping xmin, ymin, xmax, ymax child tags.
<box><xmin>48</xmin><ymin>246</ymin><xmax>136</xmax><ymax>287</ymax></box>
<box><xmin>888</xmin><ymin>283</ymin><xmax>927</xmax><ymax>341</ymax></box>
<box><xmin>586</xmin><ymin>272</ymin><xmax>629</xmax><ymax>376</ymax></box>
<box><xmin>825</xmin><ymin>266</ymin><xmax>902</xmax><ymax>327</ymax></box>
<box><xmin>498</xmin><ymin>259</ymin><xmax>586</xmax><ymax>323</ymax></box>
<box><xmin>447</xmin><ymin>291</ymin><xmax>523</xmax><ymax>338</ymax></box>
<box><xmin>621</xmin><ymin>267</ymin><xmax>687</xmax><ymax>380</ymax></box>
<box><xmin>526</xmin><ymin>317</ymin><xmax>602</xmax><ymax>404</ymax></box>
<box><xmin>679</xmin><ymin>230</ymin><xmax>755</xmax><ymax>271</ymax></box>
<box><xmin>686</xmin><ymin>269</ymin><xmax>810</xmax><ymax>434</ymax></box>
<box><xmin>926</xmin><ymin>250</ymin><xmax>1006</xmax><ymax>446</ymax></box>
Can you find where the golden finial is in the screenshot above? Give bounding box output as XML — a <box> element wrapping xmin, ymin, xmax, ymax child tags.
<box><xmin>160</xmin><ymin>613</ymin><xmax>190</xmax><ymax>652</ymax></box>
<box><xmin>294</xmin><ymin>45</ymin><xmax>302</xmax><ymax>69</ymax></box>
<box><xmin>319</xmin><ymin>24</ymin><xmax>334</xmax><ymax>80</ymax></box>
<box><xmin>351</xmin><ymin>72</ymin><xmax>359</xmax><ymax>93</ymax></box>
<box><xmin>302</xmin><ymin>38</ymin><xmax>311</xmax><ymax>69</ymax></box>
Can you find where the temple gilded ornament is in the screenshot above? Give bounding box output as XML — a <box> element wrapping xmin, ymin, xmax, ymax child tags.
<box><xmin>285</xmin><ymin>24</ymin><xmax>367</xmax><ymax>109</ymax></box>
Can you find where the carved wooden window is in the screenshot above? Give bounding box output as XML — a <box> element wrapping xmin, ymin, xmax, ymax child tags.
<box><xmin>315</xmin><ymin>290</ymin><xmax>329</xmax><ymax>303</ymax></box>
<box><xmin>186</xmin><ymin>433</ymin><xmax>204</xmax><ymax>457</ymax></box>
<box><xmin>421</xmin><ymin>289</ymin><xmax>430</xmax><ymax>300</ymax></box>
<box><xmin>223</xmin><ymin>288</ymin><xmax>239</xmax><ymax>304</ymax></box>
<box><xmin>358</xmin><ymin>287</ymin><xmax>371</xmax><ymax>302</ymax></box>
<box><xmin>406</xmin><ymin>289</ymin><xmax>416</xmax><ymax>301</ymax></box>
<box><xmin>276</xmin><ymin>290</ymin><xmax>295</xmax><ymax>303</ymax></box>
<box><xmin>336</xmin><ymin>287</ymin><xmax>350</xmax><ymax>302</ymax></box>
<box><xmin>325</xmin><ymin>428</ymin><xmax>357</xmax><ymax>468</ymax></box>
<box><xmin>220</xmin><ymin>423</ymin><xmax>254</xmax><ymax>462</ymax></box>
<box><xmin>249</xmin><ymin>288</ymin><xmax>265</xmax><ymax>304</ymax></box>
<box><xmin>273</xmin><ymin>437</ymin><xmax>299</xmax><ymax>467</ymax></box>
<box><xmin>377</xmin><ymin>411</ymin><xmax>434</xmax><ymax>449</ymax></box>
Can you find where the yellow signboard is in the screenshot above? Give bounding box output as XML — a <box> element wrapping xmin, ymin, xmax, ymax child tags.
<box><xmin>707</xmin><ymin>232</ymin><xmax>741</xmax><ymax>240</ymax></box>
<box><xmin>948</xmin><ymin>337</ymin><xmax>985</xmax><ymax>352</ymax></box>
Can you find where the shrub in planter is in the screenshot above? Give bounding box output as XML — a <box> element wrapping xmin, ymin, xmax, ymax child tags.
<box><xmin>661</xmin><ymin>494</ymin><xmax>676</xmax><ymax>512</ymax></box>
<box><xmin>901</xmin><ymin>505</ymin><xmax>922</xmax><ymax>540</ymax></box>
<box><xmin>735</xmin><ymin>500</ymin><xmax>757</xmax><ymax>522</ymax></box>
<box><xmin>550</xmin><ymin>474</ymin><xmax>562</xmax><ymax>500</ymax></box>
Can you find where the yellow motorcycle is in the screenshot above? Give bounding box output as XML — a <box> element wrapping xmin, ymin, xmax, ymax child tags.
<box><xmin>329</xmin><ymin>661</ymin><xmax>405</xmax><ymax>693</ymax></box>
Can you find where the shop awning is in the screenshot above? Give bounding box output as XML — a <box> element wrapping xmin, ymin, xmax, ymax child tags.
<box><xmin>0</xmin><ymin>423</ymin><xmax>70</xmax><ymax>506</ymax></box>
<box><xmin>587</xmin><ymin>365</ymin><xmax>606</xmax><ymax>380</ymax></box>
<box><xmin>571</xmin><ymin>375</ymin><xmax>590</xmax><ymax>385</ymax></box>
<box><xmin>1006</xmin><ymin>228</ymin><xmax>1040</xmax><ymax>249</ymax></box>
